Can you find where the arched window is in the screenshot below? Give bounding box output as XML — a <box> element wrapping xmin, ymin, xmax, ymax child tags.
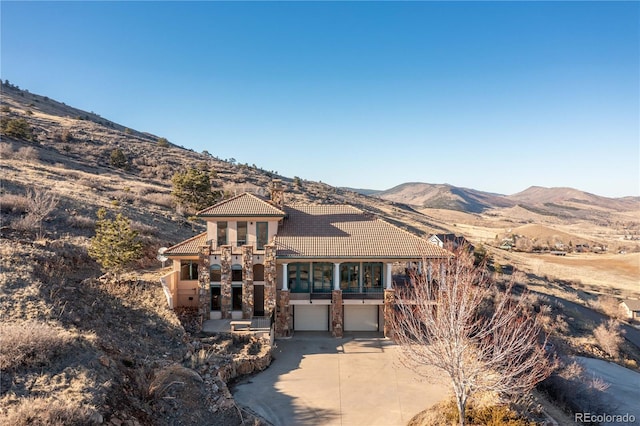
<box><xmin>253</xmin><ymin>264</ymin><xmax>265</xmax><ymax>281</ymax></box>
<box><xmin>210</xmin><ymin>264</ymin><xmax>221</xmax><ymax>282</ymax></box>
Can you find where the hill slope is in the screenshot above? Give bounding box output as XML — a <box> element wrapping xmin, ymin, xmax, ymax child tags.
<box><xmin>1</xmin><ymin>82</ymin><xmax>454</xmax><ymax>424</ymax></box>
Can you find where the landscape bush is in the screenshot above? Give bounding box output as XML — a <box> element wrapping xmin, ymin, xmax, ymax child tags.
<box><xmin>0</xmin><ymin>321</ymin><xmax>77</xmax><ymax>371</ymax></box>
<box><xmin>593</xmin><ymin>319</ymin><xmax>624</xmax><ymax>358</ymax></box>
<box><xmin>408</xmin><ymin>397</ymin><xmax>536</xmax><ymax>426</ymax></box>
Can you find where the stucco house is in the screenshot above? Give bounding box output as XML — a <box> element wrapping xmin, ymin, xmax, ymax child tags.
<box><xmin>620</xmin><ymin>299</ymin><xmax>640</xmax><ymax>320</ymax></box>
<box><xmin>161</xmin><ymin>181</ymin><xmax>451</xmax><ymax>337</ymax></box>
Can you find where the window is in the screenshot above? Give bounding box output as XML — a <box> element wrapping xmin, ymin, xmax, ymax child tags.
<box><xmin>363</xmin><ymin>262</ymin><xmax>383</xmax><ymax>292</ymax></box>
<box><xmin>180</xmin><ymin>260</ymin><xmax>198</xmax><ymax>280</ymax></box>
<box><xmin>232</xmin><ymin>286</ymin><xmax>242</xmax><ymax>311</ymax></box>
<box><xmin>217</xmin><ymin>221</ymin><xmax>228</xmax><ymax>246</ymax></box>
<box><xmin>253</xmin><ymin>264</ymin><xmax>265</xmax><ymax>281</ymax></box>
<box><xmin>340</xmin><ymin>263</ymin><xmax>360</xmax><ymax>292</ymax></box>
<box><xmin>211</xmin><ymin>286</ymin><xmax>221</xmax><ymax>311</ymax></box>
<box><xmin>288</xmin><ymin>262</ymin><xmax>310</xmax><ymax>293</ymax></box>
<box><xmin>313</xmin><ymin>263</ymin><xmax>333</xmax><ymax>293</ymax></box>
<box><xmin>237</xmin><ymin>221</ymin><xmax>247</xmax><ymax>246</ymax></box>
<box><xmin>257</xmin><ymin>222</ymin><xmax>268</xmax><ymax>249</ymax></box>
<box><xmin>231</xmin><ymin>264</ymin><xmax>243</xmax><ymax>282</ymax></box>
<box><xmin>210</xmin><ymin>264</ymin><xmax>221</xmax><ymax>282</ymax></box>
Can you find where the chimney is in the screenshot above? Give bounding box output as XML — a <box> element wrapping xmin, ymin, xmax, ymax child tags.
<box><xmin>270</xmin><ymin>179</ymin><xmax>285</xmax><ymax>210</ymax></box>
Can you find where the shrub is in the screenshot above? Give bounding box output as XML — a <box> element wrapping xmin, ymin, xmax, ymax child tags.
<box><xmin>109</xmin><ymin>148</ymin><xmax>128</xmax><ymax>169</ymax></box>
<box><xmin>0</xmin><ymin>141</ymin><xmax>14</xmax><ymax>158</ymax></box>
<box><xmin>15</xmin><ymin>146</ymin><xmax>39</xmax><ymax>162</ymax></box>
<box><xmin>157</xmin><ymin>137</ymin><xmax>169</xmax><ymax>147</ymax></box>
<box><xmin>66</xmin><ymin>214</ymin><xmax>96</xmax><ymax>229</ymax></box>
<box><xmin>0</xmin><ymin>321</ymin><xmax>76</xmax><ymax>370</ymax></box>
<box><xmin>593</xmin><ymin>319</ymin><xmax>624</xmax><ymax>358</ymax></box>
<box><xmin>0</xmin><ymin>117</ymin><xmax>32</xmax><ymax>140</ymax></box>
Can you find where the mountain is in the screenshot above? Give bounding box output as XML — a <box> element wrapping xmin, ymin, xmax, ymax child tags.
<box><xmin>374</xmin><ymin>182</ymin><xmax>639</xmax><ymax>215</ymax></box>
<box><xmin>375</xmin><ymin>182</ymin><xmax>514</xmax><ymax>213</ymax></box>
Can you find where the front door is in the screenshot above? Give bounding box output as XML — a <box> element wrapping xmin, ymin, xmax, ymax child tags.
<box><xmin>253</xmin><ymin>284</ymin><xmax>265</xmax><ymax>316</ymax></box>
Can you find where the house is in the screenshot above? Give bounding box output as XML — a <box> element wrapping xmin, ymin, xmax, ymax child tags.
<box><xmin>161</xmin><ymin>181</ymin><xmax>452</xmax><ymax>337</ymax></box>
<box><xmin>620</xmin><ymin>299</ymin><xmax>640</xmax><ymax>320</ymax></box>
<box><xmin>427</xmin><ymin>233</ymin><xmax>472</xmax><ymax>251</ymax></box>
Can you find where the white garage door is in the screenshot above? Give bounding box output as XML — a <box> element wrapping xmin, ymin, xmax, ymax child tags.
<box><xmin>344</xmin><ymin>305</ymin><xmax>379</xmax><ymax>331</ymax></box>
<box><xmin>294</xmin><ymin>305</ymin><xmax>329</xmax><ymax>331</ymax></box>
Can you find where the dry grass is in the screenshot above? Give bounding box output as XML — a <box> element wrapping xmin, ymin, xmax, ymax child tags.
<box><xmin>0</xmin><ymin>397</ymin><xmax>98</xmax><ymax>426</ymax></box>
<box><xmin>0</xmin><ymin>321</ymin><xmax>79</xmax><ymax>370</ymax></box>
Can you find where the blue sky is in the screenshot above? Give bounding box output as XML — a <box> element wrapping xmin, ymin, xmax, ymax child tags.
<box><xmin>2</xmin><ymin>1</ymin><xmax>638</xmax><ymax>197</ymax></box>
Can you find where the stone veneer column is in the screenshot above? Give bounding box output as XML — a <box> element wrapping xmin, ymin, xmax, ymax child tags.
<box><xmin>383</xmin><ymin>289</ymin><xmax>395</xmax><ymax>339</ymax></box>
<box><xmin>331</xmin><ymin>290</ymin><xmax>343</xmax><ymax>338</ymax></box>
<box><xmin>242</xmin><ymin>245</ymin><xmax>254</xmax><ymax>319</ymax></box>
<box><xmin>198</xmin><ymin>245</ymin><xmax>211</xmax><ymax>328</ymax></box>
<box><xmin>220</xmin><ymin>245</ymin><xmax>232</xmax><ymax>319</ymax></box>
<box><xmin>263</xmin><ymin>244</ymin><xmax>277</xmax><ymax>317</ymax></box>
<box><xmin>276</xmin><ymin>290</ymin><xmax>291</xmax><ymax>337</ymax></box>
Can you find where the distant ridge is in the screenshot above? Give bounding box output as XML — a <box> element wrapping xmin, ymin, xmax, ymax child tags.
<box><xmin>374</xmin><ymin>182</ymin><xmax>639</xmax><ymax>214</ymax></box>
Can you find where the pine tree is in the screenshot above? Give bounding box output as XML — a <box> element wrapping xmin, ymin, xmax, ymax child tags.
<box><xmin>171</xmin><ymin>167</ymin><xmax>221</xmax><ymax>211</ymax></box>
<box><xmin>88</xmin><ymin>208</ymin><xmax>143</xmax><ymax>279</ymax></box>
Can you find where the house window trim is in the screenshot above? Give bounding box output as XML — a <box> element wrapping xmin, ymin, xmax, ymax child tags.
<box><xmin>180</xmin><ymin>260</ymin><xmax>199</xmax><ymax>281</ymax></box>
<box><xmin>217</xmin><ymin>221</ymin><xmax>228</xmax><ymax>247</ymax></box>
<box><xmin>237</xmin><ymin>221</ymin><xmax>248</xmax><ymax>247</ymax></box>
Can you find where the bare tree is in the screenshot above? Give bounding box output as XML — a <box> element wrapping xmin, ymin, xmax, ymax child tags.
<box><xmin>25</xmin><ymin>188</ymin><xmax>58</xmax><ymax>239</ymax></box>
<box><xmin>389</xmin><ymin>249</ymin><xmax>554</xmax><ymax>426</ymax></box>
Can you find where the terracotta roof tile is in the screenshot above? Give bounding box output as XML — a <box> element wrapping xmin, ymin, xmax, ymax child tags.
<box><xmin>275</xmin><ymin>205</ymin><xmax>451</xmax><ymax>259</ymax></box>
<box><xmin>197</xmin><ymin>193</ymin><xmax>285</xmax><ymax>217</ymax></box>
<box><xmin>164</xmin><ymin>232</ymin><xmax>207</xmax><ymax>256</ymax></box>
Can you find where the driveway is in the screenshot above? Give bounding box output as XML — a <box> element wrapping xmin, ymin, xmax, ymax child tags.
<box><xmin>232</xmin><ymin>332</ymin><xmax>448</xmax><ymax>426</ymax></box>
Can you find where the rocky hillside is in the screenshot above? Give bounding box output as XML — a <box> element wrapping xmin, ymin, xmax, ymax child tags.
<box><xmin>0</xmin><ymin>82</ymin><xmax>453</xmax><ymax>425</ymax></box>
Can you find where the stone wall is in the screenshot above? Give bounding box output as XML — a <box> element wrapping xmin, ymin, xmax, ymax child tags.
<box><xmin>383</xmin><ymin>289</ymin><xmax>395</xmax><ymax>339</ymax></box>
<box><xmin>263</xmin><ymin>244</ymin><xmax>277</xmax><ymax>317</ymax></box>
<box><xmin>331</xmin><ymin>290</ymin><xmax>343</xmax><ymax>338</ymax></box>
<box><xmin>275</xmin><ymin>290</ymin><xmax>291</xmax><ymax>337</ymax></box>
<box><xmin>220</xmin><ymin>245</ymin><xmax>232</xmax><ymax>319</ymax></box>
<box><xmin>198</xmin><ymin>246</ymin><xmax>211</xmax><ymax>329</ymax></box>
<box><xmin>241</xmin><ymin>245</ymin><xmax>254</xmax><ymax>319</ymax></box>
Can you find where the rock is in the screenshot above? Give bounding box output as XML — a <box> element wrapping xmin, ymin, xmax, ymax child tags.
<box><xmin>99</xmin><ymin>356</ymin><xmax>110</xmax><ymax>367</ymax></box>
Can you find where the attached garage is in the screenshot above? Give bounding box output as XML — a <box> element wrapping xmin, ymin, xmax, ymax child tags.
<box><xmin>294</xmin><ymin>305</ymin><xmax>329</xmax><ymax>331</ymax></box>
<box><xmin>344</xmin><ymin>305</ymin><xmax>379</xmax><ymax>331</ymax></box>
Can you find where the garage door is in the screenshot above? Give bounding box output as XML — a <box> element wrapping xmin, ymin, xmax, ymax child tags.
<box><xmin>344</xmin><ymin>305</ymin><xmax>379</xmax><ymax>331</ymax></box>
<box><xmin>294</xmin><ymin>305</ymin><xmax>329</xmax><ymax>331</ymax></box>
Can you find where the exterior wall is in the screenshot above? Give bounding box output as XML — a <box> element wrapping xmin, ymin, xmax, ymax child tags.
<box><xmin>202</xmin><ymin>217</ymin><xmax>280</xmax><ymax>251</ymax></box>
<box><xmin>171</xmin><ymin>257</ymin><xmax>199</xmax><ymax>308</ymax></box>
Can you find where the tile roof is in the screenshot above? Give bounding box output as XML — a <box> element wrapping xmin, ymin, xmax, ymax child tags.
<box><xmin>275</xmin><ymin>205</ymin><xmax>451</xmax><ymax>259</ymax></box>
<box><xmin>197</xmin><ymin>193</ymin><xmax>285</xmax><ymax>217</ymax></box>
<box><xmin>164</xmin><ymin>232</ymin><xmax>207</xmax><ymax>256</ymax></box>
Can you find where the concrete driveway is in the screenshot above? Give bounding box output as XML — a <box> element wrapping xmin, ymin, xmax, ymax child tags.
<box><xmin>232</xmin><ymin>332</ymin><xmax>448</xmax><ymax>426</ymax></box>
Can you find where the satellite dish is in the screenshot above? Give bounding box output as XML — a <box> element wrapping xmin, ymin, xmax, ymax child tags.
<box><xmin>157</xmin><ymin>247</ymin><xmax>169</xmax><ymax>266</ymax></box>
